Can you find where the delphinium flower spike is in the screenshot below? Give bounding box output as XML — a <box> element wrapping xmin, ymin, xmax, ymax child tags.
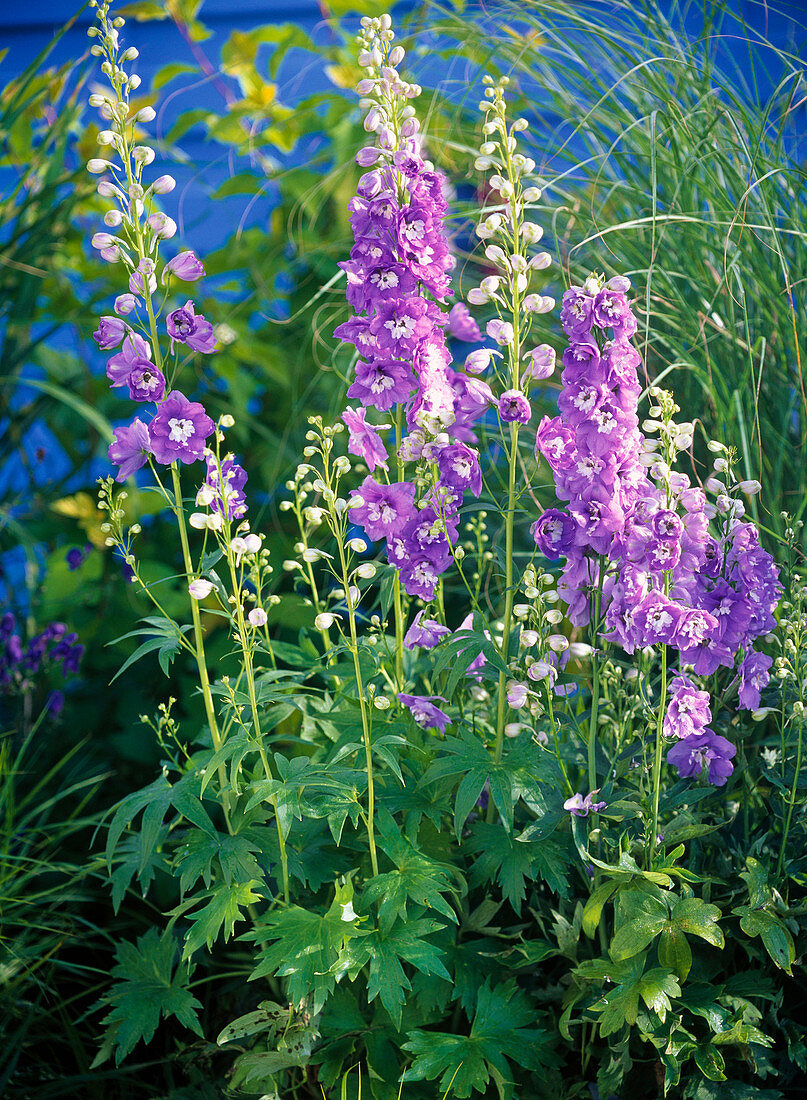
<box><xmin>462</xmin><ymin>76</ymin><xmax>555</xmax><ymax>775</ymax></box>
<box><xmin>336</xmin><ymin>15</ymin><xmax>492</xmax><ymax>661</ymax></box>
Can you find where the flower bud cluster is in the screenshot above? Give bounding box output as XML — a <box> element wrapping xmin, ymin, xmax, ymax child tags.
<box><xmin>465</xmin><ymin>77</ymin><xmax>555</xmax><ymax>427</ymax></box>
<box><xmin>88</xmin><ymin>2</ymin><xmax>222</xmax><ymax>486</ymax></box>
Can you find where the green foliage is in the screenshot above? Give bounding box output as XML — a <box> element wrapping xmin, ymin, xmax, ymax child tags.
<box><xmin>403</xmin><ymin>980</ymin><xmax>554</xmax><ymax>1098</ymax></box>
<box><xmin>93</xmin><ymin>928</ymin><xmax>203</xmax><ymax>1065</ymax></box>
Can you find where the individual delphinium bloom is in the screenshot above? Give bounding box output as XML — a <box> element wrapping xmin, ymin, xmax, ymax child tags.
<box><xmin>125</xmin><ymin>357</ymin><xmax>166</xmax><ymax>402</ymax></box>
<box><xmin>199</xmin><ymin>452</ymin><xmax>249</xmax><ymax>520</ymax></box>
<box><xmin>106</xmin><ymin>333</ymin><xmax>153</xmax><ymax>389</ymax></box>
<box><xmin>666</xmin><ymin>728</ymin><xmax>736</xmax><ymax>786</ymax></box>
<box><xmin>342</xmin><ymin>407</ymin><xmax>389</xmax><ymax>472</ymax></box>
<box><xmin>108</xmin><ymin>417</ymin><xmax>152</xmax><ymax>481</ymax></box>
<box><xmin>663</xmin><ymin>674</ymin><xmax>712</xmax><ymax>739</ymax></box>
<box><xmin>404</xmin><ymin>610</ymin><xmax>450</xmax><ymax>649</ymax></box>
<box><xmin>564</xmin><ymin>790</ymin><xmax>607</xmax><ymax>817</ymax></box>
<box><xmin>531</xmin><ymin>508</ymin><xmax>576</xmax><ymax>560</ymax></box>
<box><xmin>347</xmin><ymin>357</ymin><xmax>415</xmax><ymax>411</ymax></box>
<box><xmin>447</xmin><ymin>302</ymin><xmax>481</xmax><ymax>342</ymax></box>
<box><xmin>93</xmin><ymin>315</ymin><xmax>127</xmax><ymax>349</ymax></box>
<box><xmin>148</xmin><ymin>392</ymin><xmax>215</xmax><ymax>465</ymax></box>
<box><xmin>166</xmin><ymin>300</ymin><xmax>217</xmax><ymax>354</ymax></box>
<box><xmin>397</xmin><ymin>692</ymin><xmax>451</xmax><ymax>733</ymax></box>
<box><xmin>349</xmin><ymin>476</ymin><xmax>416</xmax><ymax>542</ymax></box>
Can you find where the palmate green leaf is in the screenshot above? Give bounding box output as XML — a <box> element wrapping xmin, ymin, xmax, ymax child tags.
<box><xmin>468</xmin><ymin>823</ymin><xmax>570</xmax><ymax>909</ymax></box>
<box><xmin>175</xmin><ymin>827</ymin><xmax>266</xmax><ymax>895</ymax></box>
<box><xmin>348</xmin><ymin>917</ymin><xmax>450</xmax><ymax>1028</ymax></box>
<box><xmin>363</xmin><ymin>812</ymin><xmax>462</xmax><ymax>932</ymax></box>
<box><xmin>403</xmin><ymin>979</ymin><xmax>553</xmax><ymax>1099</ymax></box>
<box><xmin>104</xmin><ymin>771</ymin><xmax>217</xmax><ymax>876</ymax></box>
<box><xmin>178</xmin><ymin>880</ymin><xmax>265</xmax><ymax>959</ymax></box>
<box><xmin>425</xmin><ymin>730</ymin><xmax>546</xmax><ymax>838</ymax></box>
<box><xmin>93</xmin><ymin>928</ymin><xmax>203</xmax><ymax>1067</ymax></box>
<box><xmin>246</xmin><ymin>881</ymin><xmax>364</xmax><ymax>1013</ymax></box>
<box><xmin>586</xmin><ymin>955</ymin><xmax>681</xmax><ymax>1037</ymax></box>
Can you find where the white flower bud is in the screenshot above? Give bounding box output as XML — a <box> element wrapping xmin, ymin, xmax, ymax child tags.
<box><xmin>315</xmin><ymin>612</ymin><xmax>335</xmax><ymax>630</ymax></box>
<box><xmin>136</xmin><ymin>105</ymin><xmax>156</xmax><ymax>123</ymax></box>
<box><xmin>151</xmin><ymin>174</ymin><xmax>176</xmax><ymax>194</ymax></box>
<box><xmin>87</xmin><ymin>158</ymin><xmax>112</xmax><ymax>174</ymax></box>
<box><xmin>356</xmin><ymin>562</ymin><xmax>377</xmax><ymax>580</ymax></box>
<box><xmin>189</xmin><ymin>579</ymin><xmax>215</xmax><ymax>599</ymax></box>
<box><xmin>248</xmin><ymin>608</ymin><xmax>268</xmax><ymax>628</ymax></box>
<box><xmin>132</xmin><ymin>145</ymin><xmax>155</xmax><ymax>165</ymax></box>
<box><xmin>739</xmin><ymin>480</ymin><xmax>761</xmax><ymax>495</ymax></box>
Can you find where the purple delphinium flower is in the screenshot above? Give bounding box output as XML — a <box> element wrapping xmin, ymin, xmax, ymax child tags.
<box><xmin>108</xmin><ymin>417</ymin><xmax>152</xmax><ymax>481</ymax></box>
<box><xmin>738</xmin><ymin>650</ymin><xmax>773</xmax><ymax>710</ymax></box>
<box><xmin>347</xmin><ymin>357</ymin><xmax>416</xmax><ymax>411</ymax></box>
<box><xmin>667</xmin><ymin>729</ymin><xmax>736</xmax><ymax>786</ymax></box>
<box><xmin>398</xmin><ymin>692</ymin><xmax>451</xmax><ymax>733</ymax></box>
<box><xmin>535</xmin><ymin>415</ymin><xmax>577</xmax><ymax>473</ymax></box>
<box><xmin>350</xmin><ymin>476</ymin><xmax>416</xmax><ymax>541</ymax></box>
<box><xmin>663</xmin><ymin>674</ymin><xmax>711</xmax><ymax>739</ymax></box>
<box><xmin>435</xmin><ymin>441</ymin><xmax>482</xmax><ymax>496</ymax></box>
<box><xmin>632</xmin><ymin>591</ymin><xmax>683</xmax><ymax>647</ymax></box>
<box><xmin>163</xmin><ymin>250</ymin><xmax>205</xmax><ymax>283</ymax></box>
<box><xmin>93</xmin><ymin>316</ymin><xmax>127</xmax><ymax>350</ymax></box>
<box><xmin>531</xmin><ymin>508</ymin><xmax>576</xmax><ymax>560</ymax></box>
<box><xmin>148</xmin><ymin>392</ymin><xmax>214</xmax><ymax>465</ymax></box>
<box><xmin>342</xmin><ymin>407</ymin><xmax>388</xmax><ymax>472</ymax></box>
<box><xmin>126</xmin><ymin>358</ymin><xmax>166</xmax><ymax>402</ymax></box>
<box><xmin>404</xmin><ymin>610</ymin><xmax>450</xmax><ymax>650</ymax></box>
<box><xmin>166</xmin><ymin>300</ymin><xmax>217</xmax><ymax>354</ymax></box>
<box><xmin>106</xmin><ymin>333</ymin><xmax>152</xmax><ymax>388</ymax></box>
<box><xmin>447</xmin><ymin>302</ymin><xmax>481</xmax><ymax>342</ymax></box>
<box><xmin>202</xmin><ymin>454</ymin><xmax>248</xmax><ymax>519</ymax></box>
<box><xmin>498</xmin><ymin>389</ymin><xmax>532</xmax><ymax>424</ymax></box>
<box><xmin>564</xmin><ymin>790</ymin><xmax>607</xmax><ymax>817</ymax></box>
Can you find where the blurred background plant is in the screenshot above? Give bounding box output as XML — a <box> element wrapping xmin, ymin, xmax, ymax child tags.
<box><xmin>0</xmin><ymin>0</ymin><xmax>804</xmax><ymax>1094</ymax></box>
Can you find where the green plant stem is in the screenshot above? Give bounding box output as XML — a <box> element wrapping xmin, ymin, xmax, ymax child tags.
<box><xmin>335</xmin><ymin>534</ymin><xmax>378</xmax><ymax>877</ymax></box>
<box><xmin>227</xmin><ymin>556</ymin><xmax>290</xmax><ymax>904</ymax></box>
<box><xmin>393</xmin><ymin>403</ymin><xmax>405</xmax><ymax>690</ymax></box>
<box><xmin>648</xmin><ymin>571</ymin><xmax>672</xmax><ymax>865</ymax></box>
<box><xmin>648</xmin><ymin>640</ymin><xmax>668</xmax><ymax>864</ymax></box>
<box><xmin>777</xmin><ymin>714</ymin><xmax>804</xmax><ymax>878</ymax></box>
<box><xmin>487</xmin><ymin>422</ymin><xmax>518</xmax><ymax>825</ymax></box>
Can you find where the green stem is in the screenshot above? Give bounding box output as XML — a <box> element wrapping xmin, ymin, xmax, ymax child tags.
<box><xmin>777</xmin><ymin>714</ymin><xmax>804</xmax><ymax>878</ymax></box>
<box><xmin>487</xmin><ymin>423</ymin><xmax>518</xmax><ymax>824</ymax></box>
<box><xmin>227</xmin><ymin>556</ymin><xmax>290</xmax><ymax>904</ymax></box>
<box><xmin>393</xmin><ymin>403</ymin><xmax>405</xmax><ymax>690</ymax></box>
<box><xmin>648</xmin><ymin>571</ymin><xmax>672</xmax><ymax>865</ymax></box>
<box><xmin>648</xmin><ymin>641</ymin><xmax>668</xmax><ymax>864</ymax></box>
<box><xmin>335</xmin><ymin>524</ymin><xmax>378</xmax><ymax>876</ymax></box>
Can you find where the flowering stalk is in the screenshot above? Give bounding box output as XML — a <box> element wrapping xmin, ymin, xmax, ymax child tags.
<box><xmin>336</xmin><ymin>15</ymin><xmax>491</xmax><ymax>695</ymax></box>
<box><xmin>467</xmin><ymin>76</ymin><xmax>554</xmax><ymax>780</ymax></box>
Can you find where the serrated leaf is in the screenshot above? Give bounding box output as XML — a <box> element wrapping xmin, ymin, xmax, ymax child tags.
<box><xmin>245</xmin><ymin>882</ymin><xmax>363</xmax><ymax>1013</ymax></box>
<box><xmin>609</xmin><ymin>892</ymin><xmax>669</xmax><ymax>962</ymax></box>
<box><xmin>180</xmin><ymin>880</ymin><xmax>264</xmax><ymax>958</ymax></box>
<box><xmin>403</xmin><ymin>980</ymin><xmax>554</xmax><ymax>1099</ymax></box>
<box><xmin>349</xmin><ymin>918</ymin><xmax>450</xmax><ymax>1028</ymax></box>
<box><xmin>94</xmin><ymin>928</ymin><xmax>202</xmax><ymax>1066</ymax></box>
